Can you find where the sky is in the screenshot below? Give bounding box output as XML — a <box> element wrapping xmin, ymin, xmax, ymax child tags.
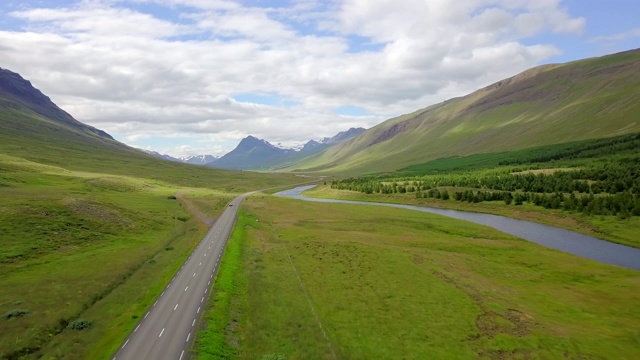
<box><xmin>1</xmin><ymin>0</ymin><xmax>638</xmax><ymax>157</ymax></box>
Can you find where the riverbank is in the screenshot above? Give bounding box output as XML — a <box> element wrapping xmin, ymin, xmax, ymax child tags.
<box><xmin>303</xmin><ymin>185</ymin><xmax>640</xmax><ymax>249</ymax></box>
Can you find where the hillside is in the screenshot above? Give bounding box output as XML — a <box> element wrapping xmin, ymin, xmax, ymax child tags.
<box><xmin>286</xmin><ymin>49</ymin><xmax>640</xmax><ymax>174</ymax></box>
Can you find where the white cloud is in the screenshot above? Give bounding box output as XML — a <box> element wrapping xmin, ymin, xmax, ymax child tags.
<box><xmin>0</xmin><ymin>0</ymin><xmax>586</xmax><ymax>157</ymax></box>
<box><xmin>590</xmin><ymin>28</ymin><xmax>640</xmax><ymax>43</ymax></box>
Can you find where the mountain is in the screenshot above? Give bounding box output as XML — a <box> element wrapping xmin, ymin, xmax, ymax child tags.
<box><xmin>320</xmin><ymin>127</ymin><xmax>366</xmax><ymax>145</ymax></box>
<box><xmin>0</xmin><ymin>67</ymin><xmax>113</xmax><ymax>140</ymax></box>
<box><xmin>207</xmin><ymin>135</ymin><xmax>290</xmax><ymax>170</ymax></box>
<box><xmin>142</xmin><ymin>150</ymin><xmax>181</xmax><ymax>162</ymax></box>
<box><xmin>140</xmin><ymin>151</ymin><xmax>219</xmax><ymax>165</ymax></box>
<box><xmin>208</xmin><ymin>128</ymin><xmax>365</xmax><ymax>170</ymax></box>
<box><xmin>284</xmin><ymin>49</ymin><xmax>640</xmax><ymax>174</ymax></box>
<box><xmin>181</xmin><ymin>154</ymin><xmax>219</xmax><ymax>165</ymax></box>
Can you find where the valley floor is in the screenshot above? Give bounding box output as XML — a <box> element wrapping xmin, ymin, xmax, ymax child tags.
<box><xmin>196</xmin><ymin>194</ymin><xmax>640</xmax><ymax>359</ymax></box>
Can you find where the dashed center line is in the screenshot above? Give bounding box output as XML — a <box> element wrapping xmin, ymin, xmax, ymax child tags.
<box><xmin>186</xmin><ymin>333</ymin><xmax>191</xmax><ymax>342</ymax></box>
<box><xmin>197</xmin><ymin>307</ymin><xmax>200</xmax><ymax>314</ymax></box>
<box><xmin>159</xmin><ymin>328</ymin><xmax>165</xmax><ymax>337</ymax></box>
<box><xmin>193</xmin><ymin>272</ymin><xmax>196</xmax><ymax>277</ymax></box>
<box><xmin>185</xmin><ymin>286</ymin><xmax>188</xmax><ymax>292</ymax></box>
<box><xmin>174</xmin><ymin>303</ymin><xmax>179</xmax><ymax>311</ymax></box>
<box><xmin>201</xmin><ymin>296</ymin><xmax>204</xmax><ymax>303</ymax></box>
<box><xmin>192</xmin><ymin>319</ymin><xmax>196</xmax><ymax>327</ymax></box>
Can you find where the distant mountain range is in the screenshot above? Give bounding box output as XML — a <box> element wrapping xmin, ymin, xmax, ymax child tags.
<box><xmin>4</xmin><ymin>48</ymin><xmax>638</xmax><ymax>177</ymax></box>
<box><xmin>206</xmin><ymin>127</ymin><xmax>365</xmax><ymax>170</ymax></box>
<box><xmin>141</xmin><ymin>151</ymin><xmax>219</xmax><ymax>165</ymax></box>
<box><xmin>142</xmin><ymin>127</ymin><xmax>366</xmax><ymax>170</ymax></box>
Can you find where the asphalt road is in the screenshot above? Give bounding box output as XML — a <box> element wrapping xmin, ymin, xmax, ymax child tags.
<box><xmin>112</xmin><ymin>194</ymin><xmax>247</xmax><ymax>360</ymax></box>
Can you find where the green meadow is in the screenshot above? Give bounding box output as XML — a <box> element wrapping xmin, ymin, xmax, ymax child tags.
<box><xmin>0</xmin><ymin>150</ymin><xmax>302</xmax><ymax>358</ymax></box>
<box><xmin>197</xmin><ymin>195</ymin><xmax>640</xmax><ymax>359</ymax></box>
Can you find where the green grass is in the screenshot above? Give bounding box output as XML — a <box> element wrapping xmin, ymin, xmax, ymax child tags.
<box><xmin>196</xmin><ymin>211</ymin><xmax>250</xmax><ymax>359</ymax></box>
<box><xmin>196</xmin><ymin>195</ymin><xmax>640</xmax><ymax>359</ymax></box>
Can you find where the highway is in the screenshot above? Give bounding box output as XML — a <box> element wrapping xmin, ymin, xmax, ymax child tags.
<box><xmin>112</xmin><ymin>194</ymin><xmax>248</xmax><ymax>360</ymax></box>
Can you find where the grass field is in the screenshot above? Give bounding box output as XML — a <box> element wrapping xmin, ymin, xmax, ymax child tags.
<box><xmin>0</xmin><ymin>151</ymin><xmax>303</xmax><ymax>359</ymax></box>
<box><xmin>196</xmin><ymin>195</ymin><xmax>640</xmax><ymax>359</ymax></box>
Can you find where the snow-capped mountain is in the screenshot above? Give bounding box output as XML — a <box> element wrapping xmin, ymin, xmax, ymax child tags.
<box><xmin>207</xmin><ymin>128</ymin><xmax>366</xmax><ymax>170</ymax></box>
<box><xmin>180</xmin><ymin>155</ymin><xmax>219</xmax><ymax>165</ymax></box>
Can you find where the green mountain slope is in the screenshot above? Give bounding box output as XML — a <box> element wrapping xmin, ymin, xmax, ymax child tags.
<box><xmin>287</xmin><ymin>49</ymin><xmax>640</xmax><ymax>174</ymax></box>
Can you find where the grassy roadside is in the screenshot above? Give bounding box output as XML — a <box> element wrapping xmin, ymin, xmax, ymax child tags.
<box><xmin>195</xmin><ymin>211</ymin><xmax>250</xmax><ymax>359</ymax></box>
<box><xmin>195</xmin><ymin>195</ymin><xmax>640</xmax><ymax>359</ymax></box>
<box><xmin>303</xmin><ymin>185</ymin><xmax>640</xmax><ymax>248</ymax></box>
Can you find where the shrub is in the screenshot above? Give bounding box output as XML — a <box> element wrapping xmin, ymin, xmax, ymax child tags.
<box><xmin>167</xmin><ymin>195</ymin><xmax>177</xmax><ymax>199</ymax></box>
<box><xmin>4</xmin><ymin>309</ymin><xmax>29</xmax><ymax>319</ymax></box>
<box><xmin>262</xmin><ymin>354</ymin><xmax>287</xmax><ymax>360</ymax></box>
<box><xmin>68</xmin><ymin>319</ymin><xmax>93</xmax><ymax>330</ymax></box>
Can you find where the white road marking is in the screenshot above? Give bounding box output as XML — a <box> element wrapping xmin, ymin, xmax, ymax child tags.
<box><xmin>134</xmin><ymin>324</ymin><xmax>140</xmax><ymax>332</ymax></box>
<box><xmin>192</xmin><ymin>319</ymin><xmax>196</xmax><ymax>327</ymax></box>
<box><xmin>144</xmin><ymin>312</ymin><xmax>149</xmax><ymax>319</ymax></box>
<box><xmin>199</xmin><ymin>262</ymin><xmax>202</xmax><ymax>266</ymax></box>
<box><xmin>174</xmin><ymin>303</ymin><xmax>179</xmax><ymax>310</ymax></box>
<box><xmin>161</xmin><ymin>291</ymin><xmax>164</xmax><ymax>297</ymax></box>
<box><xmin>153</xmin><ymin>301</ymin><xmax>158</xmax><ymax>306</ymax></box>
<box><xmin>205</xmin><ymin>288</ymin><xmax>208</xmax><ymax>293</ymax></box>
<box><xmin>185</xmin><ymin>286</ymin><xmax>188</xmax><ymax>292</ymax></box>
<box><xmin>159</xmin><ymin>328</ymin><xmax>165</xmax><ymax>337</ymax></box>
<box><xmin>207</xmin><ymin>281</ymin><xmax>210</xmax><ymax>285</ymax></box>
<box><xmin>122</xmin><ymin>339</ymin><xmax>129</xmax><ymax>348</ymax></box>
<box><xmin>186</xmin><ymin>333</ymin><xmax>191</xmax><ymax>342</ymax></box>
<box><xmin>179</xmin><ymin>350</ymin><xmax>184</xmax><ymax>360</ymax></box>
<box><xmin>197</xmin><ymin>307</ymin><xmax>200</xmax><ymax>313</ymax></box>
<box><xmin>193</xmin><ymin>272</ymin><xmax>196</xmax><ymax>277</ymax></box>
<box><xmin>201</xmin><ymin>296</ymin><xmax>204</xmax><ymax>303</ymax></box>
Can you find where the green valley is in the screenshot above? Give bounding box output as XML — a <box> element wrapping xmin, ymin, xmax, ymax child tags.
<box><xmin>2</xmin><ymin>44</ymin><xmax>640</xmax><ymax>360</ymax></box>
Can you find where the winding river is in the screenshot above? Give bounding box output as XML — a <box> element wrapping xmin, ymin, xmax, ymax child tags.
<box><xmin>275</xmin><ymin>185</ymin><xmax>640</xmax><ymax>271</ymax></box>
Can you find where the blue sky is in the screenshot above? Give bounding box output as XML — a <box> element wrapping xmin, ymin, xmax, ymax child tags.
<box><xmin>0</xmin><ymin>0</ymin><xmax>638</xmax><ymax>157</ymax></box>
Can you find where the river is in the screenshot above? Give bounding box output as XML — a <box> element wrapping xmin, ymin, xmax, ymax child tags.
<box><xmin>275</xmin><ymin>185</ymin><xmax>640</xmax><ymax>271</ymax></box>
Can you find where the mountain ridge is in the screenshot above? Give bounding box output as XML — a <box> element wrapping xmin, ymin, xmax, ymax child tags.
<box><xmin>0</xmin><ymin>67</ymin><xmax>113</xmax><ymax>140</ymax></box>
<box><xmin>284</xmin><ymin>48</ymin><xmax>640</xmax><ymax>174</ymax></box>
